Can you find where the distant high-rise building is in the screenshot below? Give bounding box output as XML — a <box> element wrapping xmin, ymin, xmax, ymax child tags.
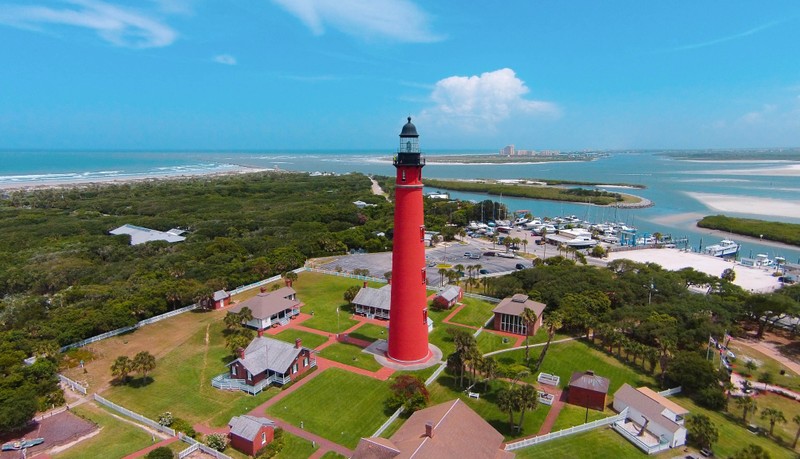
<box><xmin>500</xmin><ymin>145</ymin><xmax>515</xmax><ymax>156</ymax></box>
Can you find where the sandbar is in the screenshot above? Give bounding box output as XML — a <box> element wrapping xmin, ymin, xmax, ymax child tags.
<box><xmin>686</xmin><ymin>192</ymin><xmax>800</xmax><ymax>219</ymax></box>
<box><xmin>606</xmin><ymin>248</ymin><xmax>781</xmax><ymax>293</ymax></box>
<box><xmin>684</xmin><ymin>164</ymin><xmax>800</xmax><ymax>177</ymax></box>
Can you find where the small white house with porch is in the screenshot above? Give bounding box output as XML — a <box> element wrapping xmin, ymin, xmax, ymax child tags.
<box><xmin>612</xmin><ymin>384</ymin><xmax>688</xmax><ymax>454</ymax></box>
<box><xmin>352</xmin><ymin>284</ymin><xmax>433</xmax><ymax>332</ymax></box>
<box><xmin>229</xmin><ymin>287</ymin><xmax>300</xmax><ymax>331</ymax></box>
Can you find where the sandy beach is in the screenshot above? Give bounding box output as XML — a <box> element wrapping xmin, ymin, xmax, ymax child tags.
<box><xmin>685</xmin><ymin>191</ymin><xmax>800</xmax><ymax>219</ymax></box>
<box><xmin>0</xmin><ymin>166</ymin><xmax>273</xmax><ymax>192</ymax></box>
<box><xmin>685</xmin><ymin>163</ymin><xmax>800</xmax><ymax>177</ymax></box>
<box><xmin>606</xmin><ymin>248</ymin><xmax>782</xmax><ymax>293</ymax></box>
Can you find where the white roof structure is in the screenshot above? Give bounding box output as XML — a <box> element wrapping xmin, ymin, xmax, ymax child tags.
<box><xmin>230</xmin><ymin>336</ymin><xmax>306</xmax><ymax>376</ymax></box>
<box><xmin>352</xmin><ymin>285</ymin><xmax>392</xmax><ymax>312</ymax></box>
<box><xmin>109</xmin><ymin>224</ymin><xmax>186</xmax><ymax>245</ymax></box>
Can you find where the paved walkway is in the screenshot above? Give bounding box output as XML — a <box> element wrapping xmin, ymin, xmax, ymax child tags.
<box><xmin>536</xmin><ymin>388</ymin><xmax>565</xmax><ymax>435</ymax></box>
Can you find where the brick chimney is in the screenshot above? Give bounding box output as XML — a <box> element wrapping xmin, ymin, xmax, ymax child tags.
<box><xmin>425</xmin><ymin>421</ymin><xmax>434</xmax><ymax>438</ymax></box>
<box><xmin>257</xmin><ymin>329</ymin><xmax>264</xmax><ymax>338</ymax></box>
<box><xmin>237</xmin><ymin>347</ymin><xmax>245</xmax><ymax>359</ymax></box>
<box><xmin>363</xmin><ymin>281</ymin><xmax>368</xmax><ymax>288</ymax></box>
<box><xmin>260</xmin><ymin>286</ymin><xmax>267</xmax><ymax>293</ymax></box>
<box><xmin>295</xmin><ymin>338</ymin><xmax>302</xmax><ymax>349</ymax></box>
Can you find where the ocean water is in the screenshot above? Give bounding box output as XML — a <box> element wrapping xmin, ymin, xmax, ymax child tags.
<box><xmin>2</xmin><ymin>150</ymin><xmax>799</xmax><ymax>261</ymax></box>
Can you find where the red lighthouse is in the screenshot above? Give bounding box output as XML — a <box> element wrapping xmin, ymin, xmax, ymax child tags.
<box><xmin>387</xmin><ymin>117</ymin><xmax>431</xmax><ymax>363</ymax></box>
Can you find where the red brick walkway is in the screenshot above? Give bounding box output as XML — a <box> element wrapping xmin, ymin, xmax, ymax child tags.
<box><xmin>536</xmin><ymin>387</ymin><xmax>566</xmax><ymax>435</ymax></box>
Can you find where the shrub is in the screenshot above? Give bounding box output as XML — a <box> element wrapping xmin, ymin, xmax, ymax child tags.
<box><xmin>694</xmin><ymin>386</ymin><xmax>726</xmax><ymax>411</ymax></box>
<box><xmin>145</xmin><ymin>446</ymin><xmax>174</xmax><ymax>459</ymax></box>
<box><xmin>205</xmin><ymin>433</ymin><xmax>227</xmax><ymax>452</ymax></box>
<box><xmin>256</xmin><ymin>428</ymin><xmax>285</xmax><ymax>458</ymax></box>
<box><xmin>157</xmin><ymin>411</ymin><xmax>173</xmax><ymax>426</ymax></box>
<box><xmin>171</xmin><ymin>418</ymin><xmax>196</xmax><ymax>439</ymax></box>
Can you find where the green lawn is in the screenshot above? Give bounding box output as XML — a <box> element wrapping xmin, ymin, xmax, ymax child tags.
<box><xmin>102</xmin><ymin>320</ymin><xmax>280</xmax><ymax>427</ymax></box>
<box><xmin>512</xmin><ymin>427</ymin><xmax>654</xmax><ymax>459</ymax></box>
<box><xmin>752</xmin><ymin>393</ymin><xmax>800</xmax><ymax>444</ymax></box>
<box><xmin>427</xmin><ymin>374</ymin><xmax>550</xmax><ymax>439</ymax></box>
<box><xmin>55</xmin><ymin>403</ymin><xmax>155</xmax><ymax>459</ymax></box>
<box><xmin>477</xmin><ymin>331</ymin><xmax>516</xmax><ymax>354</ymax></box>
<box><xmin>275</xmin><ymin>431</ymin><xmax>319</xmax><ymax>459</ymax></box>
<box><xmin>428</xmin><ymin>325</ymin><xmax>460</xmax><ymax>357</ymax></box>
<box><xmin>348</xmin><ymin>323</ymin><xmax>388</xmax><ymax>342</ymax></box>
<box><xmin>319</xmin><ymin>453</ymin><xmax>347</xmax><ymax>459</ymax></box>
<box><xmin>318</xmin><ymin>342</ymin><xmax>383</xmax><ymax>372</ymax></box>
<box><xmin>549</xmin><ymin>403</ymin><xmax>612</xmax><ymax>431</ymax></box>
<box><xmin>264</xmin><ymin>368</ymin><xmax>391</xmax><ymax>449</ymax></box>
<box><xmin>492</xmin><ymin>339</ymin><xmax>656</xmax><ymax>392</ymax></box>
<box><xmin>446</xmin><ymin>296</ymin><xmax>496</xmax><ymax>328</ymax></box>
<box><xmin>293</xmin><ymin>272</ymin><xmax>373</xmax><ymax>333</ymax></box>
<box><xmin>727</xmin><ymin>342</ymin><xmax>800</xmax><ymax>392</ymax></box>
<box><xmin>272</xmin><ymin>328</ymin><xmax>329</xmax><ymax>350</ymax></box>
<box><xmin>674</xmin><ymin>395</ymin><xmax>796</xmax><ymax>459</ymax></box>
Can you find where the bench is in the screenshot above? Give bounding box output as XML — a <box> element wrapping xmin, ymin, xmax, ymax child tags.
<box><xmin>468</xmin><ymin>392</ymin><xmax>480</xmax><ymax>399</ymax></box>
<box><xmin>537</xmin><ymin>372</ymin><xmax>560</xmax><ymax>386</ymax></box>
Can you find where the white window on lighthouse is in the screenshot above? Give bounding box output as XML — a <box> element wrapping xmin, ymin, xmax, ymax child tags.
<box><xmin>401</xmin><ymin>170</ymin><xmax>406</xmax><ymax>182</ymax></box>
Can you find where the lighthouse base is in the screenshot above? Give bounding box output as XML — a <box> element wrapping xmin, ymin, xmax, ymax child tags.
<box><xmin>365</xmin><ymin>340</ymin><xmax>442</xmax><ymax>371</ymax></box>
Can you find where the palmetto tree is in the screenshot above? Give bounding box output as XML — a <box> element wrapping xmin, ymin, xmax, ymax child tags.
<box><xmin>521</xmin><ymin>307</ymin><xmax>538</xmax><ymax>363</ymax></box>
<box><xmin>540</xmin><ymin>227</ymin><xmax>548</xmax><ymax>258</ymax></box>
<box><xmin>516</xmin><ymin>384</ymin><xmax>538</xmax><ymax>432</ymax></box>
<box><xmin>534</xmin><ymin>311</ymin><xmax>563</xmax><ymax>371</ymax></box>
<box><xmin>497</xmin><ymin>388</ymin><xmax>518</xmax><ymax>431</ymax></box>
<box><xmin>521</xmin><ymin>238</ymin><xmax>528</xmax><ymax>254</ymax></box>
<box><xmin>482</xmin><ymin>356</ymin><xmax>499</xmax><ymax>392</ymax></box>
<box><xmin>111</xmin><ymin>355</ymin><xmax>133</xmax><ymax>382</ymax></box>
<box><xmin>438</xmin><ymin>267</ymin><xmax>448</xmax><ymax>287</ymax></box>
<box><xmin>735</xmin><ymin>397</ymin><xmax>757</xmax><ymax>423</ymax></box>
<box><xmin>760</xmin><ymin>408</ymin><xmax>786</xmax><ymax>436</ymax></box>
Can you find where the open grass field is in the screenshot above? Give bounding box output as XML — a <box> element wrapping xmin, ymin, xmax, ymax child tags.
<box><xmin>512</xmin><ymin>427</ymin><xmax>662</xmax><ymax>459</ymax></box>
<box><xmin>740</xmin><ymin>393</ymin><xmax>800</xmax><ymax>446</ymax></box>
<box><xmin>727</xmin><ymin>342</ymin><xmax>800</xmax><ymax>392</ymax></box>
<box><xmin>347</xmin><ymin>323</ymin><xmax>388</xmax><ymax>342</ymax></box>
<box><xmin>54</xmin><ymin>402</ymin><xmax>154</xmax><ymax>459</ymax></box>
<box><xmin>427</xmin><ymin>325</ymin><xmax>459</xmax><ymax>356</ymax></box>
<box><xmin>275</xmin><ymin>431</ymin><xmax>319</xmax><ymax>459</ymax></box>
<box><xmin>477</xmin><ymin>331</ymin><xmax>517</xmax><ymax>353</ymax></box>
<box><xmin>264</xmin><ymin>368</ymin><xmax>391</xmax><ymax>449</ymax></box>
<box><xmin>318</xmin><ymin>342</ymin><xmax>383</xmax><ymax>372</ymax></box>
<box><xmin>272</xmin><ymin>328</ymin><xmax>329</xmax><ymax>350</ymax></box>
<box><xmin>102</xmin><ymin>319</ymin><xmax>279</xmax><ymax>428</ymax></box>
<box><xmin>60</xmin><ymin>308</ymin><xmax>224</xmax><ymax>392</ymax></box>
<box><xmin>427</xmin><ymin>374</ymin><xmax>550</xmax><ymax>440</ymax></box>
<box><xmin>291</xmin><ymin>272</ymin><xmax>377</xmax><ymax>333</ymax></box>
<box><xmin>446</xmin><ymin>297</ymin><xmax>496</xmax><ymax>328</ymax></box>
<box><xmin>549</xmin><ymin>403</ymin><xmax>613</xmax><ymax>432</ymax></box>
<box><xmin>674</xmin><ymin>395</ymin><xmax>797</xmax><ymax>459</ymax></box>
<box><xmin>493</xmin><ymin>339</ymin><xmax>656</xmax><ymax>392</ymax></box>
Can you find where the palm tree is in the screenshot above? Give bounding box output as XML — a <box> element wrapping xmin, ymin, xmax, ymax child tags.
<box><xmin>238</xmin><ymin>306</ymin><xmax>254</xmax><ymax>325</ymax></box>
<box><xmin>482</xmin><ymin>357</ymin><xmax>499</xmax><ymax>392</ymax></box>
<box><xmin>792</xmin><ymin>414</ymin><xmax>800</xmax><ymax>448</ymax></box>
<box><xmin>736</xmin><ymin>397</ymin><xmax>757</xmax><ymax>423</ymax></box>
<box><xmin>516</xmin><ymin>384</ymin><xmax>538</xmax><ymax>432</ymax></box>
<box><xmin>438</xmin><ymin>267</ymin><xmax>448</xmax><ymax>287</ymax></box>
<box><xmin>497</xmin><ymin>388</ymin><xmax>518</xmax><ymax>431</ymax></box>
<box><xmin>761</xmin><ymin>408</ymin><xmax>786</xmax><ymax>436</ymax></box>
<box><xmin>521</xmin><ymin>307</ymin><xmax>538</xmax><ymax>363</ymax></box>
<box><xmin>534</xmin><ymin>311</ymin><xmax>563</xmax><ymax>371</ymax></box>
<box><xmin>521</xmin><ymin>238</ymin><xmax>529</xmax><ymax>254</ymax></box>
<box><xmin>132</xmin><ymin>351</ymin><xmax>156</xmax><ymax>378</ymax></box>
<box><xmin>111</xmin><ymin>355</ymin><xmax>133</xmax><ymax>382</ymax></box>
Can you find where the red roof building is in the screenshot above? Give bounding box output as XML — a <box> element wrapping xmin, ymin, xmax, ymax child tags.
<box><xmin>491</xmin><ymin>294</ymin><xmax>545</xmax><ymax>336</ymax></box>
<box><xmin>352</xmin><ymin>399</ymin><xmax>513</xmax><ymax>459</ymax></box>
<box><xmin>567</xmin><ymin>370</ymin><xmax>610</xmax><ymax>411</ymax></box>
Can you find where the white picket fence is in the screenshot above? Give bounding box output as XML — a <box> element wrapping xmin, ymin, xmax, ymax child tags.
<box><xmin>177</xmin><ymin>433</ymin><xmax>233</xmax><ymax>459</ymax></box>
<box><xmin>505</xmin><ymin>408</ymin><xmax>628</xmax><ymax>451</ymax></box>
<box><xmin>58</xmin><ymin>374</ymin><xmax>88</xmax><ymax>395</ymax></box>
<box><xmin>658</xmin><ymin>386</ymin><xmax>682</xmax><ymax>397</ymax></box>
<box><xmin>463</xmin><ymin>292</ymin><xmax>501</xmax><ymax>303</ymax></box>
<box><xmin>93</xmin><ymin>394</ymin><xmax>176</xmax><ymax>437</ymax></box>
<box><xmin>304</xmin><ymin>267</ymin><xmax>387</xmax><ymax>284</ymax></box>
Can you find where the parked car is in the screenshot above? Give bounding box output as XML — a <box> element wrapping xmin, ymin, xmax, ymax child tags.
<box><xmin>469</xmin><ymin>253</ymin><xmax>482</xmax><ymax>259</ymax></box>
<box><xmin>515</xmin><ymin>263</ymin><xmax>526</xmax><ymax>270</ymax></box>
<box><xmin>479</xmin><ymin>269</ymin><xmax>489</xmax><ymax>275</ymax></box>
<box><xmin>463</xmin><ymin>252</ymin><xmax>472</xmax><ymax>258</ymax></box>
<box><xmin>483</xmin><ymin>251</ymin><xmax>496</xmax><ymax>257</ymax></box>
<box><xmin>497</xmin><ymin>252</ymin><xmax>515</xmax><ymax>259</ymax></box>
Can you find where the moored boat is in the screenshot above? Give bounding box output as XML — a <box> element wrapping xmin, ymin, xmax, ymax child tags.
<box><xmin>703</xmin><ymin>239</ymin><xmax>740</xmax><ymax>257</ymax></box>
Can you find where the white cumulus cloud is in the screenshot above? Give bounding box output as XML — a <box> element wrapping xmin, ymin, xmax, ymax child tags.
<box><xmin>420</xmin><ymin>68</ymin><xmax>559</xmax><ymax>131</ymax></box>
<box><xmin>213</xmin><ymin>54</ymin><xmax>237</xmax><ymax>65</ymax></box>
<box><xmin>270</xmin><ymin>0</ymin><xmax>441</xmax><ymax>43</ymax></box>
<box><xmin>0</xmin><ymin>0</ymin><xmax>177</xmax><ymax>48</ymax></box>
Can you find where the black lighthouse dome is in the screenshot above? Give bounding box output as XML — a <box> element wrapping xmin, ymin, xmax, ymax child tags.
<box><xmin>399</xmin><ymin>117</ymin><xmax>419</xmax><ymax>138</ymax></box>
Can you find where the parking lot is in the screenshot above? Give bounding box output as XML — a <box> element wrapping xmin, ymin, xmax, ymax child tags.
<box><xmin>317</xmin><ymin>237</ymin><xmax>533</xmax><ymax>287</ymax></box>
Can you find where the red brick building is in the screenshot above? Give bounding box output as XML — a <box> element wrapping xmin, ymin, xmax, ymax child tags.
<box><xmin>432</xmin><ymin>285</ymin><xmax>462</xmax><ymax>310</ymax></box>
<box><xmin>212</xmin><ymin>290</ymin><xmax>231</xmax><ymax>309</ymax></box>
<box><xmin>491</xmin><ymin>294</ymin><xmax>546</xmax><ymax>336</ymax></box>
<box><xmin>567</xmin><ymin>370</ymin><xmax>610</xmax><ymax>411</ymax></box>
<box><xmin>228</xmin><ymin>415</ymin><xmax>275</xmax><ymax>456</ymax></box>
<box><xmin>227</xmin><ymin>336</ymin><xmax>315</xmax><ymax>393</ymax></box>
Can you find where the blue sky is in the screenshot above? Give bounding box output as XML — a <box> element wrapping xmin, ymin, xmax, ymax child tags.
<box><xmin>1</xmin><ymin>1</ymin><xmax>799</xmax><ymax>151</ymax></box>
